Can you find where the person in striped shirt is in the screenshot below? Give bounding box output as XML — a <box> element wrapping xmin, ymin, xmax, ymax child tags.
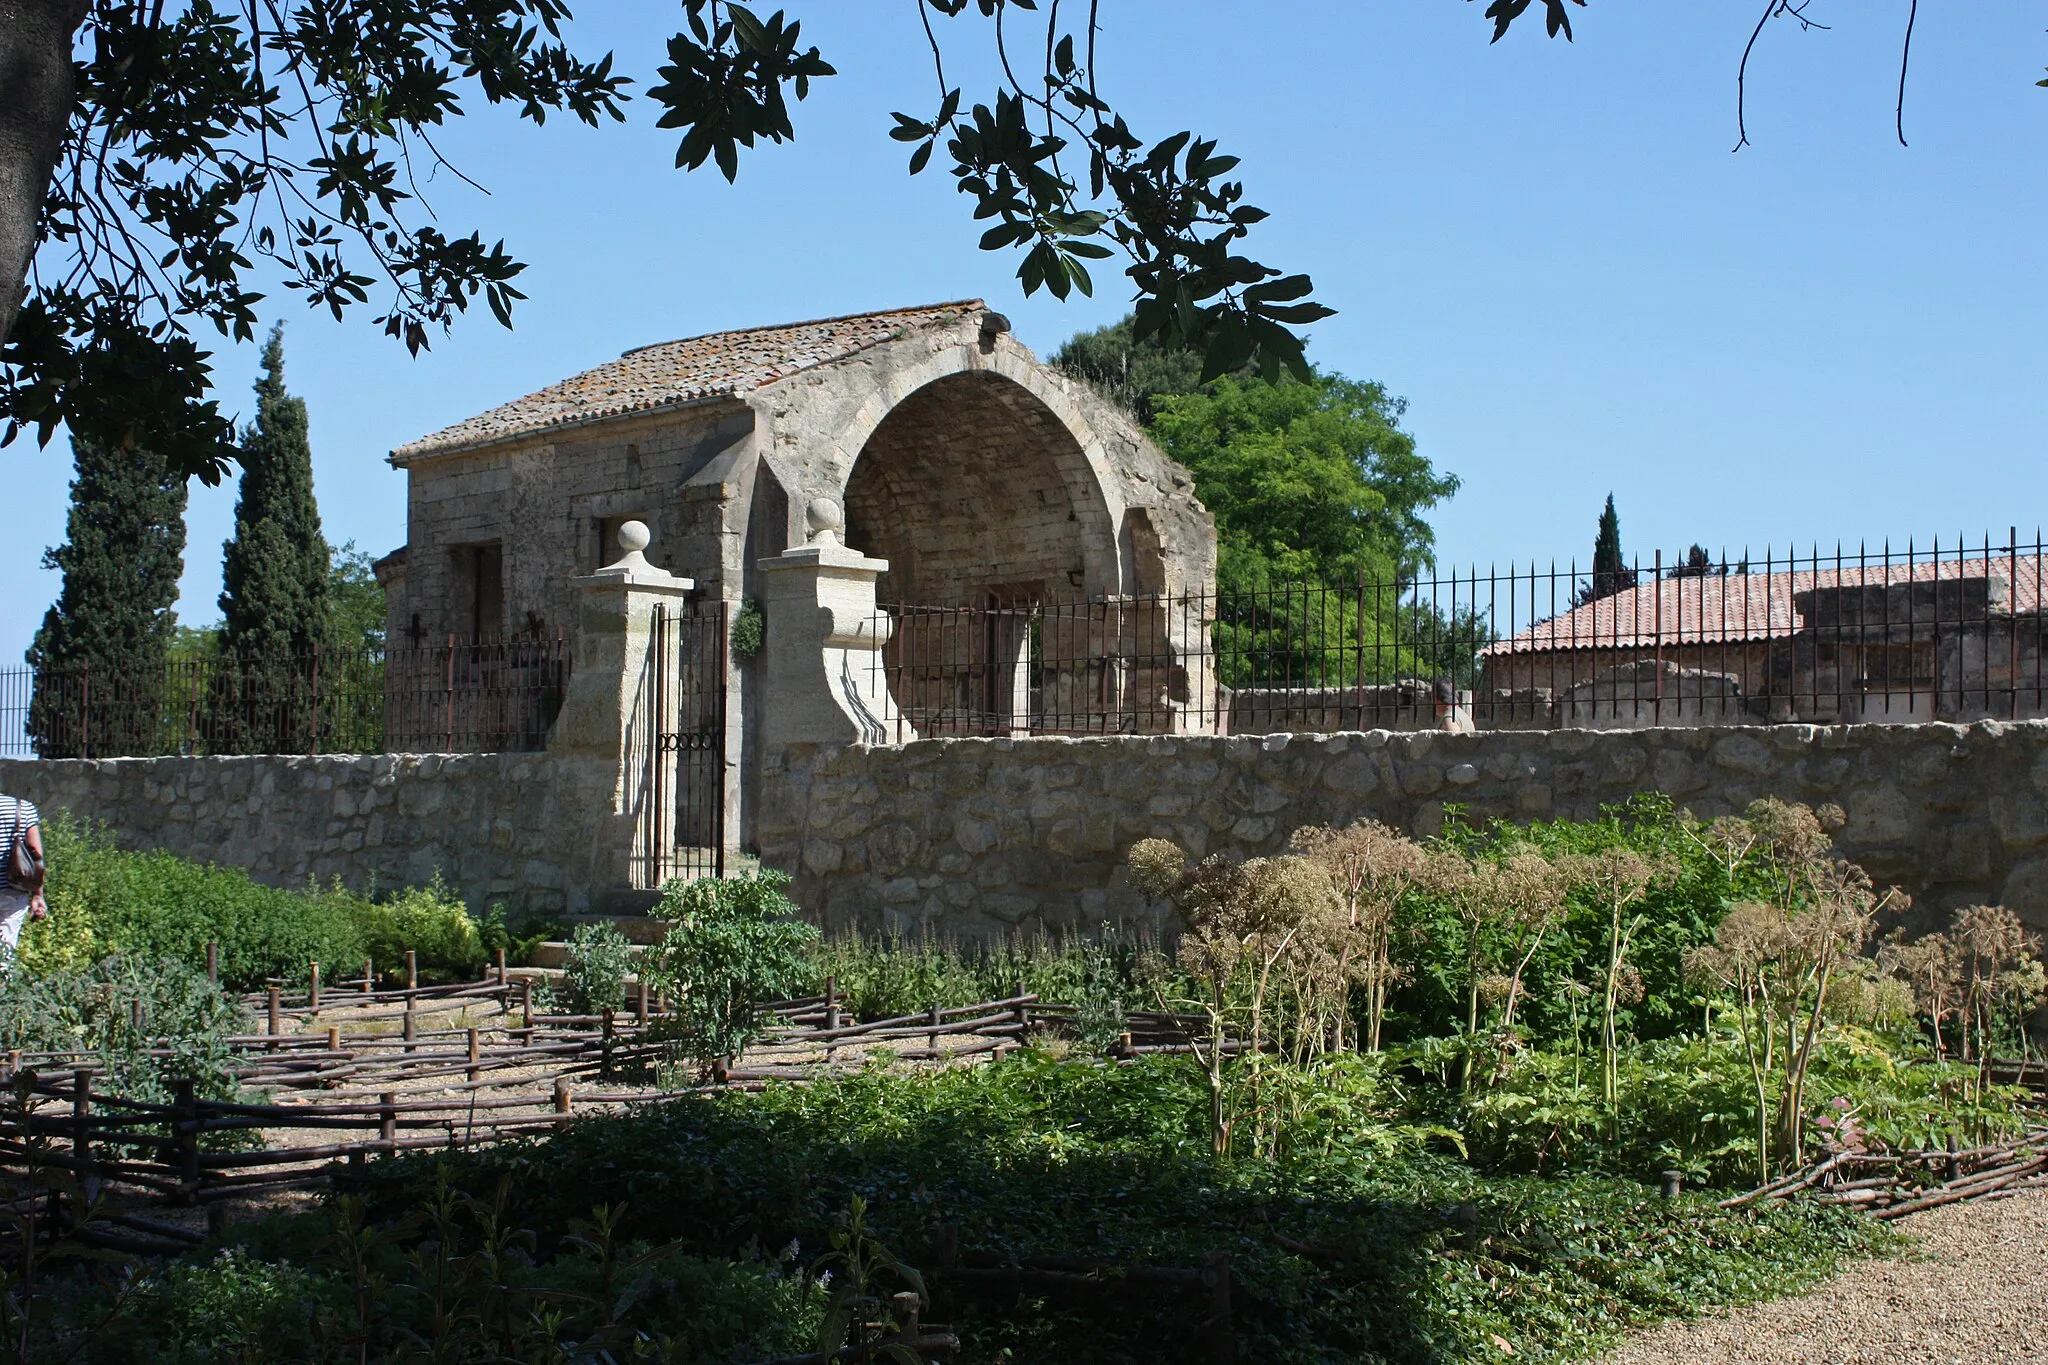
<box><xmin>0</xmin><ymin>795</ymin><xmax>46</xmax><ymax>962</ymax></box>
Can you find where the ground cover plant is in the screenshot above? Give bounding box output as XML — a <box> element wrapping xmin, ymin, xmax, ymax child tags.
<box><xmin>19</xmin><ymin>814</ymin><xmax>508</xmax><ymax>989</ymax></box>
<box><xmin>308</xmin><ymin>1054</ymin><xmax>1894</xmax><ymax>1364</ymax></box>
<box><xmin>1</xmin><ymin>797</ymin><xmax>2038</xmax><ymax>1363</ymax></box>
<box><xmin>0</xmin><ymin>954</ymin><xmax>246</xmax><ymax>1107</ymax></box>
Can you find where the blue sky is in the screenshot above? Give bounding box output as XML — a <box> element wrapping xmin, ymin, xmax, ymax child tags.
<box><xmin>5</xmin><ymin>1</ymin><xmax>2044</xmax><ymax>663</ymax></box>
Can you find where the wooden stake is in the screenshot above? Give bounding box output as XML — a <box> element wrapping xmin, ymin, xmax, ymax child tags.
<box><xmin>403</xmin><ymin>1003</ymin><xmax>416</xmax><ymax>1053</ymax></box>
<box><xmin>362</xmin><ymin>958</ymin><xmax>374</xmax><ymax>995</ymax></box>
<box><xmin>494</xmin><ymin>946</ymin><xmax>507</xmax><ymax>989</ymax></box>
<box><xmin>824</xmin><ymin>975</ymin><xmax>840</xmax><ymax>1062</ymax></box>
<box><xmin>405</xmin><ymin>949</ymin><xmax>418</xmax><ymax>992</ymax></box>
<box><xmin>379</xmin><ymin>1093</ymin><xmax>397</xmax><ymax>1145</ymax></box>
<box><xmin>1203</xmin><ymin>1251</ymin><xmax>1236</xmax><ymax>1365</ymax></box>
<box><xmin>309</xmin><ymin>961</ymin><xmax>320</xmax><ymax>1011</ymax></box>
<box><xmin>71</xmin><ymin>1068</ymin><xmax>92</xmax><ymax>1174</ymax></box>
<box><xmin>173</xmin><ymin>1078</ymin><xmax>198</xmax><ymax>1203</ymax></box>
<box><xmin>467</xmin><ymin>1027</ymin><xmax>480</xmax><ymax>1084</ymax></box>
<box><xmin>266</xmin><ymin>986</ymin><xmax>281</xmax><ymax>1050</ymax></box>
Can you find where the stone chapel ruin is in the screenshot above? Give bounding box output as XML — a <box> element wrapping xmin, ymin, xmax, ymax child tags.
<box><xmin>372</xmin><ymin>300</ymin><xmax>1218</xmax><ymax>889</ymax></box>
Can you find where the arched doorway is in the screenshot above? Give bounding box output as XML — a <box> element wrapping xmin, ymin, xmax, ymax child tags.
<box><xmin>842</xmin><ymin>370</ymin><xmax>1120</xmax><ymax>733</ymax></box>
<box><xmin>843</xmin><ymin>369</ymin><xmax>1115</xmax><ymax>606</ymax></box>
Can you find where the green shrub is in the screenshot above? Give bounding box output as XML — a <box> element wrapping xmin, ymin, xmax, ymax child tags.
<box><xmin>111</xmin><ymin>1248</ymin><xmax>324</xmax><ymax>1363</ymax></box>
<box><xmin>352</xmin><ymin>1055</ymin><xmax>1898</xmax><ymax>1364</ymax></box>
<box><xmin>0</xmin><ymin>954</ymin><xmax>247</xmax><ymax>1104</ymax></box>
<box><xmin>563</xmin><ymin>921</ymin><xmax>634</xmax><ymax>1013</ymax></box>
<box><xmin>645</xmin><ymin>871</ymin><xmax>818</xmax><ymax>1071</ymax></box>
<box><xmin>1457</xmin><ymin>1028</ymin><xmax>2035</xmax><ymax>1186</ymax></box>
<box><xmin>729</xmin><ymin>597</ymin><xmax>765</xmax><ymax>661</ymax></box>
<box><xmin>59</xmin><ymin>1202</ymin><xmax>813</xmax><ymax>1365</ymax></box>
<box><xmin>348</xmin><ymin>874</ymin><xmax>485</xmax><ymax>983</ymax></box>
<box><xmin>806</xmin><ymin>925</ymin><xmax>1171</xmax><ymax>1024</ymax></box>
<box><xmin>26</xmin><ymin>814</ymin><xmax>490</xmax><ymax>989</ymax></box>
<box><xmin>36</xmin><ymin>815</ymin><xmax>366</xmax><ymax>990</ymax></box>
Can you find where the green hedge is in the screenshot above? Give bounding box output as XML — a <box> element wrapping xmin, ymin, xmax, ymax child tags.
<box><xmin>21</xmin><ymin>814</ymin><xmax>487</xmax><ymax>990</ymax></box>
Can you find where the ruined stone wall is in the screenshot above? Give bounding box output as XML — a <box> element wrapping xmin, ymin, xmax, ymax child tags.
<box><xmin>758</xmin><ymin>720</ymin><xmax>2048</xmax><ymax>938</ymax></box>
<box><xmin>0</xmin><ymin>753</ymin><xmax>618</xmax><ymax>917</ymax></box>
<box><xmin>388</xmin><ymin>401</ymin><xmax>754</xmax><ymax>645</ymax></box>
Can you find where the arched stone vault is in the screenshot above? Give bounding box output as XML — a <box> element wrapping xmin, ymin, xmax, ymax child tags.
<box><xmin>748</xmin><ymin>309</ymin><xmax>1214</xmax><ymax>605</ymax></box>
<box><xmin>842</xmin><ymin>370</ymin><xmax>1115</xmax><ymax>606</ymax></box>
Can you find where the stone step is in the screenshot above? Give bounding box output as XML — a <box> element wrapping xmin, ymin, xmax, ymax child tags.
<box><xmin>557</xmin><ymin>914</ymin><xmax>671</xmax><ymax>946</ymax></box>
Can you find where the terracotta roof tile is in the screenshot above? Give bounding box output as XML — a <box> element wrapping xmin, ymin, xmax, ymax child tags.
<box><xmin>1482</xmin><ymin>555</ymin><xmax>2046</xmax><ymax>655</ymax></box>
<box><xmin>392</xmin><ymin>300</ymin><xmax>984</xmax><ymax>461</ymax></box>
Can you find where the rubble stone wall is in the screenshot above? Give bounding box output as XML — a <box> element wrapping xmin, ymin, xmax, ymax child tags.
<box><xmin>15</xmin><ymin>720</ymin><xmax>2048</xmax><ymax>939</ymax></box>
<box><xmin>0</xmin><ymin>752</ymin><xmax>618</xmax><ymax>916</ymax></box>
<box><xmin>759</xmin><ymin>720</ymin><xmax>2048</xmax><ymax>938</ymax></box>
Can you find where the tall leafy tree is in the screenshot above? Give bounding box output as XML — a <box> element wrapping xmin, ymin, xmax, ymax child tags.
<box><xmin>1056</xmin><ymin>314</ymin><xmax>1457</xmax><ymax>591</ymax></box>
<box><xmin>25</xmin><ymin>430</ymin><xmax>187</xmax><ymax>757</ymax></box>
<box><xmin>1668</xmin><ymin>543</ymin><xmax>1727</xmax><ymax>579</ymax></box>
<box><xmin>211</xmin><ymin>325</ymin><xmax>329</xmax><ymax>752</ymax></box>
<box><xmin>325</xmin><ymin>542</ymin><xmax>388</xmax><ymax>652</ymax></box>
<box><xmin>1057</xmin><ymin>314</ymin><xmax>1471</xmax><ymax>685</ymax></box>
<box><xmin>1150</xmin><ymin>375</ymin><xmax>1456</xmax><ymax>594</ymax></box>
<box><xmin>1</xmin><ymin>2</ymin><xmax>1332</xmax><ymax>484</ymax></box>
<box><xmin>1051</xmin><ymin>316</ymin><xmax>1217</xmax><ymax>429</ymax></box>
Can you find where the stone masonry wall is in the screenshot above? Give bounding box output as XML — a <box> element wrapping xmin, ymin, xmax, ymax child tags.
<box><xmin>0</xmin><ymin>753</ymin><xmax>617</xmax><ymax>917</ymax></box>
<box><xmin>17</xmin><ymin>721</ymin><xmax>2048</xmax><ymax>939</ymax></box>
<box><xmin>759</xmin><ymin>720</ymin><xmax>2048</xmax><ymax>937</ymax></box>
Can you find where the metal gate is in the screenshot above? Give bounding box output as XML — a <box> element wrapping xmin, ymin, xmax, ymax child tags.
<box><xmin>639</xmin><ymin>601</ymin><xmax>728</xmax><ymax>888</ymax></box>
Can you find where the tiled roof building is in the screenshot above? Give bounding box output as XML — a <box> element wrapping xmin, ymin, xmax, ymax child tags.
<box><xmin>1480</xmin><ymin>554</ymin><xmax>2047</xmax><ymax>727</ymax></box>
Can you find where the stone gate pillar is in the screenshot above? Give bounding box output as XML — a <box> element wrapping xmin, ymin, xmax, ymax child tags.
<box><xmin>548</xmin><ymin>521</ymin><xmax>694</xmax><ymax>894</ymax></box>
<box><xmin>758</xmin><ymin>499</ymin><xmax>908</xmax><ymax>758</ymax></box>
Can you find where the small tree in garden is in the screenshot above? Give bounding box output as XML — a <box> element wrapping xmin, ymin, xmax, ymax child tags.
<box><xmin>644</xmin><ymin>871</ymin><xmax>818</xmax><ymax>1078</ymax></box>
<box><xmin>1126</xmin><ymin>838</ymin><xmax>1339</xmax><ymax>1155</ymax></box>
<box><xmin>1423</xmin><ymin>845</ymin><xmax>1572</xmax><ymax>1090</ymax></box>
<box><xmin>1879</xmin><ymin>928</ymin><xmax>1960</xmax><ymax>1057</ymax></box>
<box><xmin>563</xmin><ymin>923</ymin><xmax>634</xmax><ymax>1015</ymax></box>
<box><xmin>1492</xmin><ymin>852</ymin><xmax>1576</xmax><ymax>1034</ymax></box>
<box><xmin>1685</xmin><ymin>803</ymin><xmax>1903</xmax><ymax>1178</ymax></box>
<box><xmin>1686</xmin><ymin>900</ymin><xmax>1794</xmax><ymax>1182</ymax></box>
<box><xmin>1884</xmin><ymin>906</ymin><xmax>2044</xmax><ymax>1072</ymax></box>
<box><xmin>1950</xmin><ymin>905</ymin><xmax>2044</xmax><ymax>1066</ymax></box>
<box><xmin>1577</xmin><ymin>847</ymin><xmax>1664</xmax><ymax>1111</ymax></box>
<box><xmin>1289</xmin><ymin>820</ymin><xmax>1427</xmax><ymax>1052</ymax></box>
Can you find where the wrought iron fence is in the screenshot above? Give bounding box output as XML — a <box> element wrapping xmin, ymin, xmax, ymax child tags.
<box><xmin>0</xmin><ymin>636</ymin><xmax>569</xmax><ymax>759</ymax></box>
<box><xmin>868</xmin><ymin>531</ymin><xmax>2048</xmax><ymax>739</ymax></box>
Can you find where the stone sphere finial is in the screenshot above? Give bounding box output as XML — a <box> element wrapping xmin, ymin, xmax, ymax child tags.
<box><xmin>805</xmin><ymin>497</ymin><xmax>845</xmax><ymax>546</ymax></box>
<box><xmin>617</xmin><ymin>519</ymin><xmax>651</xmax><ymax>555</ymax></box>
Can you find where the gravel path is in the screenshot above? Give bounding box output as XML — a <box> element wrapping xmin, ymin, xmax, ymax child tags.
<box><xmin>1598</xmin><ymin>1186</ymin><xmax>2048</xmax><ymax>1365</ymax></box>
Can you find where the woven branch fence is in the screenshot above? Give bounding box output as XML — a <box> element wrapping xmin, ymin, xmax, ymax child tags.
<box><xmin>0</xmin><ymin>951</ymin><xmax>1215</xmax><ymax>1237</ymax></box>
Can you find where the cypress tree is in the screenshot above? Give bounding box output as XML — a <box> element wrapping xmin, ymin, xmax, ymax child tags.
<box><xmin>213</xmin><ymin>325</ymin><xmax>331</xmax><ymax>752</ymax></box>
<box><xmin>26</xmin><ymin>433</ymin><xmax>189</xmax><ymax>757</ymax></box>
<box><xmin>1580</xmin><ymin>493</ymin><xmax>1637</xmax><ymax>604</ymax></box>
<box><xmin>221</xmin><ymin>324</ymin><xmax>330</xmax><ymax>655</ymax></box>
